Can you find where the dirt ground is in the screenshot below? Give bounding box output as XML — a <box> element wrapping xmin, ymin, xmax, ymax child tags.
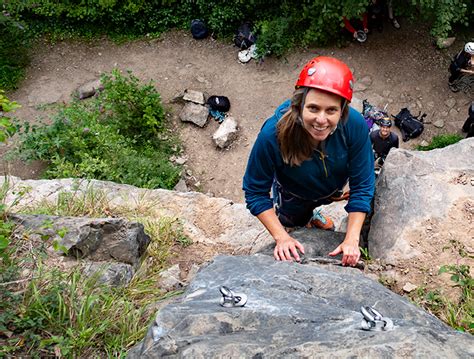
<box><xmin>1</xmin><ymin>22</ymin><xmax>473</xmax><ymax>312</ymax></box>
<box><xmin>2</xmin><ymin>22</ymin><xmax>472</xmax><ymax>202</ymax></box>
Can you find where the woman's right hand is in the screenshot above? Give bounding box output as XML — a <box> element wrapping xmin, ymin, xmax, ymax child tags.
<box><xmin>274</xmin><ymin>235</ymin><xmax>305</xmax><ymax>261</ymax></box>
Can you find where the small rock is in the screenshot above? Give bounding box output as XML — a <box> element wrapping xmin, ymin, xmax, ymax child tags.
<box><xmin>420</xmin><ymin>140</ymin><xmax>429</xmax><ymax>147</ymax></box>
<box><xmin>212</xmin><ymin>117</ymin><xmax>239</xmax><ymax>149</ymax></box>
<box><xmin>433</xmin><ymin>120</ymin><xmax>445</xmax><ymax>128</ymax></box>
<box><xmin>448</xmin><ymin>108</ymin><xmax>458</xmax><ymax>117</ymax></box>
<box><xmin>173</xmin><ymin>179</ymin><xmax>188</xmax><ymax>192</ymax></box>
<box><xmin>403</xmin><ymin>282</ymin><xmax>417</xmax><ymax>293</ymax></box>
<box><xmin>183</xmin><ymin>89</ymin><xmax>205</xmax><ymax>105</ymax></box>
<box><xmin>75</xmin><ymin>79</ymin><xmax>103</xmax><ymax>100</ymax></box>
<box><xmin>367</xmin><ymin>264</ymin><xmax>382</xmax><ymax>271</ymax></box>
<box><xmin>445</xmin><ymin>98</ymin><xmax>456</xmax><ymax>109</ymax></box>
<box><xmin>354</xmin><ymin>82</ymin><xmax>368</xmax><ymax>92</ymax></box>
<box><xmin>436</xmin><ymin>36</ymin><xmax>456</xmax><ymax>49</ymax></box>
<box><xmin>382</xmin><ymin>90</ymin><xmax>391</xmax><ymax>97</ymax></box>
<box><xmin>174</xmin><ymin>156</ymin><xmax>187</xmax><ymax>165</ymax></box>
<box><xmin>359</xmin><ymin>75</ymin><xmax>373</xmax><ymax>85</ymax></box>
<box><xmin>159</xmin><ymin>264</ymin><xmax>184</xmax><ymax>292</ymax></box>
<box><xmin>179</xmin><ymin>102</ymin><xmax>209</xmax><ymax>127</ymax></box>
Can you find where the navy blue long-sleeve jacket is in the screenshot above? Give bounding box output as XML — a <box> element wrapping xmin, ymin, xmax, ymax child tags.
<box><xmin>242</xmin><ymin>100</ymin><xmax>375</xmax><ymax>216</ymax></box>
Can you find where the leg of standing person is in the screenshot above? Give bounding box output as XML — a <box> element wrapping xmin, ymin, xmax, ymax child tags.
<box><xmin>387</xmin><ymin>0</ymin><xmax>400</xmax><ymax>28</ymax></box>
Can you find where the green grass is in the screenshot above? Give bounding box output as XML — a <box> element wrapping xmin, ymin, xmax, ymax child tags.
<box><xmin>0</xmin><ymin>183</ymin><xmax>192</xmax><ymax>357</ymax></box>
<box><xmin>409</xmin><ymin>264</ymin><xmax>473</xmax><ymax>334</ymax></box>
<box><xmin>417</xmin><ymin>134</ymin><xmax>464</xmax><ymax>151</ymax></box>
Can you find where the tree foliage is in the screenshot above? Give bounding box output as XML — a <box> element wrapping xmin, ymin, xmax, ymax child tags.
<box><xmin>2</xmin><ymin>0</ymin><xmax>473</xmax><ymax>86</ymax></box>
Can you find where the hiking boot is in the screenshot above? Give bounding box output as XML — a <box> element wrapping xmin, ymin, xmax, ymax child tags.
<box><xmin>306</xmin><ymin>209</ymin><xmax>335</xmax><ymax>231</ymax></box>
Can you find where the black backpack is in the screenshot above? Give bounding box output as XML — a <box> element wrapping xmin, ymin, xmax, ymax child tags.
<box><xmin>234</xmin><ymin>22</ymin><xmax>256</xmax><ymax>49</ymax></box>
<box><xmin>191</xmin><ymin>19</ymin><xmax>208</xmax><ymax>39</ymax></box>
<box><xmin>393</xmin><ymin>108</ymin><xmax>426</xmax><ymax>142</ymax></box>
<box><xmin>207</xmin><ymin>96</ymin><xmax>231</xmax><ymax>112</ymax></box>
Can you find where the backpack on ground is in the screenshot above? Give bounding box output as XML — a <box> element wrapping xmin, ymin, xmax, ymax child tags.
<box><xmin>207</xmin><ymin>96</ymin><xmax>231</xmax><ymax>112</ymax></box>
<box><xmin>234</xmin><ymin>22</ymin><xmax>256</xmax><ymax>49</ymax></box>
<box><xmin>191</xmin><ymin>19</ymin><xmax>208</xmax><ymax>39</ymax></box>
<box><xmin>393</xmin><ymin>108</ymin><xmax>426</xmax><ymax>142</ymax></box>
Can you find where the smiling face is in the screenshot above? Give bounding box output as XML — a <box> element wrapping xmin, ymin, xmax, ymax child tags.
<box><xmin>379</xmin><ymin>125</ymin><xmax>391</xmax><ymax>139</ymax></box>
<box><xmin>301</xmin><ymin>88</ymin><xmax>343</xmax><ymax>142</ymax></box>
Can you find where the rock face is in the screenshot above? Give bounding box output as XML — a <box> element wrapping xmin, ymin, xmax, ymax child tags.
<box><xmin>9</xmin><ymin>214</ymin><xmax>150</xmax><ymax>267</ymax></box>
<box><xmin>369</xmin><ymin>138</ymin><xmax>474</xmax><ymax>263</ymax></box>
<box><xmin>129</xmin><ymin>255</ymin><xmax>474</xmax><ymax>358</ymax></box>
<box><xmin>1</xmin><ymin>177</ymin><xmax>273</xmax><ymax>255</ymax></box>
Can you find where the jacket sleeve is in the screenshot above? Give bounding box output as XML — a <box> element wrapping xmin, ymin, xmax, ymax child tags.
<box><xmin>345</xmin><ymin>112</ymin><xmax>375</xmax><ymax>214</ymax></box>
<box><xmin>242</xmin><ymin>125</ymin><xmax>278</xmax><ymax>216</ymax></box>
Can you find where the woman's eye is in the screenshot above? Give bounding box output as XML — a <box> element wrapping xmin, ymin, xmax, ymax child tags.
<box><xmin>327</xmin><ymin>108</ymin><xmax>338</xmax><ymax>114</ymax></box>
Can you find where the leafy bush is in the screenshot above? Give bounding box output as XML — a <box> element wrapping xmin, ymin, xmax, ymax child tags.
<box><xmin>0</xmin><ymin>90</ymin><xmax>20</xmax><ymax>142</ymax></box>
<box><xmin>409</xmin><ymin>0</ymin><xmax>474</xmax><ymax>39</ymax></box>
<box><xmin>15</xmin><ymin>70</ymin><xmax>181</xmax><ymax>189</ymax></box>
<box><xmin>4</xmin><ymin>1</ymin><xmax>474</xmax><ymax>59</ymax></box>
<box><xmin>416</xmin><ymin>134</ymin><xmax>464</xmax><ymax>151</ymax></box>
<box><xmin>0</xmin><ymin>13</ymin><xmax>30</xmax><ymax>90</ymax></box>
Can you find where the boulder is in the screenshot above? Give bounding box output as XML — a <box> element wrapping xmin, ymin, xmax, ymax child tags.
<box><xmin>1</xmin><ymin>177</ymin><xmax>273</xmax><ymax>255</ymax></box>
<box><xmin>129</xmin><ymin>255</ymin><xmax>473</xmax><ymax>358</ymax></box>
<box><xmin>8</xmin><ymin>213</ymin><xmax>150</xmax><ymax>267</ymax></box>
<box><xmin>179</xmin><ymin>103</ymin><xmax>209</xmax><ymax>127</ymax></box>
<box><xmin>368</xmin><ymin>138</ymin><xmax>474</xmax><ymax>263</ymax></box>
<box><xmin>212</xmin><ymin>117</ymin><xmax>238</xmax><ymax>149</ymax></box>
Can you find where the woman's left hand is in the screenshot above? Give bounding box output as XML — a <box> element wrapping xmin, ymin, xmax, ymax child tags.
<box><xmin>328</xmin><ymin>239</ymin><xmax>360</xmax><ymax>266</ymax></box>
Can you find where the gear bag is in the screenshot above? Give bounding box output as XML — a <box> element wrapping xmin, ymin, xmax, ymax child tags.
<box><xmin>207</xmin><ymin>96</ymin><xmax>231</xmax><ymax>112</ymax></box>
<box><xmin>191</xmin><ymin>19</ymin><xmax>209</xmax><ymax>39</ymax></box>
<box><xmin>234</xmin><ymin>22</ymin><xmax>256</xmax><ymax>49</ymax></box>
<box><xmin>393</xmin><ymin>108</ymin><xmax>426</xmax><ymax>142</ymax></box>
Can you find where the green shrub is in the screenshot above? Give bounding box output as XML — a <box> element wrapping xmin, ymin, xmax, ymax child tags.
<box><xmin>0</xmin><ymin>90</ymin><xmax>20</xmax><ymax>142</ymax></box>
<box><xmin>3</xmin><ymin>1</ymin><xmax>472</xmax><ymax>63</ymax></box>
<box><xmin>417</xmin><ymin>134</ymin><xmax>464</xmax><ymax>151</ymax></box>
<box><xmin>15</xmin><ymin>70</ymin><xmax>181</xmax><ymax>189</ymax></box>
<box><xmin>0</xmin><ymin>14</ymin><xmax>30</xmax><ymax>90</ymax></box>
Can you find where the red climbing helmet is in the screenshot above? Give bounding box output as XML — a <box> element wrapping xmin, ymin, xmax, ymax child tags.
<box><xmin>295</xmin><ymin>56</ymin><xmax>354</xmax><ymax>102</ymax></box>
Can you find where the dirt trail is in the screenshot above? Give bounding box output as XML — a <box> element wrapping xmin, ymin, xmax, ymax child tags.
<box><xmin>2</xmin><ymin>24</ymin><xmax>472</xmax><ymax>203</ymax></box>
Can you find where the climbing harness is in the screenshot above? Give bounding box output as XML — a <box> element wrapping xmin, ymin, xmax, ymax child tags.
<box><xmin>219</xmin><ymin>286</ymin><xmax>248</xmax><ymax>308</ymax></box>
<box><xmin>360</xmin><ymin>306</ymin><xmax>394</xmax><ymax>331</ymax></box>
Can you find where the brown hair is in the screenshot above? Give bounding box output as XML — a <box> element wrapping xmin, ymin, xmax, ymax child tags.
<box><xmin>277</xmin><ymin>88</ymin><xmax>349</xmax><ymax>167</ymax></box>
